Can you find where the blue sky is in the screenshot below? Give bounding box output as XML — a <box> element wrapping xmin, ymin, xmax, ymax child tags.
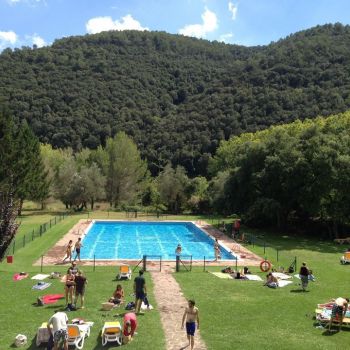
<box><xmin>1</xmin><ymin>0</ymin><xmax>350</xmax><ymax>51</ymax></box>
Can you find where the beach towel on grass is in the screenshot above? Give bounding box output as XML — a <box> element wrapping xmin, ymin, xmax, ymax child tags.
<box><xmin>245</xmin><ymin>274</ymin><xmax>263</xmax><ymax>281</ymax></box>
<box><xmin>272</xmin><ymin>272</ymin><xmax>291</xmax><ymax>280</ymax></box>
<box><xmin>31</xmin><ymin>274</ymin><xmax>50</xmax><ymax>280</ymax></box>
<box><xmin>13</xmin><ymin>273</ymin><xmax>29</xmax><ymax>281</ymax></box>
<box><xmin>210</xmin><ymin>272</ymin><xmax>233</xmax><ymax>279</ymax></box>
<box><xmin>32</xmin><ymin>282</ymin><xmax>51</xmax><ymax>290</ymax></box>
<box><xmin>278</xmin><ymin>280</ymin><xmax>293</xmax><ymax>288</ymax></box>
<box><xmin>42</xmin><ymin>294</ymin><xmax>64</xmax><ymax>304</ymax></box>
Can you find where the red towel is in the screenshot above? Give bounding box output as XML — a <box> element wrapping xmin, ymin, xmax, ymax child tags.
<box><xmin>42</xmin><ymin>294</ymin><xmax>65</xmax><ymax>304</ymax></box>
<box><xmin>13</xmin><ymin>273</ymin><xmax>29</xmax><ymax>281</ymax></box>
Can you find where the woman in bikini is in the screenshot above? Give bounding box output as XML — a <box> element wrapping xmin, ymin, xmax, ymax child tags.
<box><xmin>65</xmin><ymin>270</ymin><xmax>75</xmax><ymax>309</ymax></box>
<box><xmin>63</xmin><ymin>240</ymin><xmax>73</xmax><ymax>263</ymax></box>
<box><xmin>109</xmin><ymin>284</ymin><xmax>125</xmax><ymax>305</ymax></box>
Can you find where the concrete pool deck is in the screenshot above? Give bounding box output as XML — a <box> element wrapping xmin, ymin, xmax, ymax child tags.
<box><xmin>34</xmin><ymin>219</ymin><xmax>262</xmax><ymax>267</ymax></box>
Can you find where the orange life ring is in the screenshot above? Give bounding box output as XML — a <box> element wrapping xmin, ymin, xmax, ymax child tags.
<box><xmin>260</xmin><ymin>260</ymin><xmax>271</xmax><ymax>272</ymax></box>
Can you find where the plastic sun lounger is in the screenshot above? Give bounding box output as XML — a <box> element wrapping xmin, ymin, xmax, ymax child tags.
<box><xmin>101</xmin><ymin>321</ymin><xmax>122</xmax><ymax>346</ymax></box>
<box><xmin>67</xmin><ymin>323</ymin><xmax>92</xmax><ymax>349</ymax></box>
<box><xmin>117</xmin><ymin>264</ymin><xmax>132</xmax><ymax>280</ymax></box>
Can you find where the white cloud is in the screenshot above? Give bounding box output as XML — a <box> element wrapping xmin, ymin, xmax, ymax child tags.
<box><xmin>179</xmin><ymin>8</ymin><xmax>218</xmax><ymax>39</ymax></box>
<box><xmin>228</xmin><ymin>2</ymin><xmax>238</xmax><ymax>20</ymax></box>
<box><xmin>0</xmin><ymin>30</ymin><xmax>18</xmax><ymax>44</ymax></box>
<box><xmin>86</xmin><ymin>14</ymin><xmax>149</xmax><ymax>34</ymax></box>
<box><xmin>219</xmin><ymin>33</ymin><xmax>234</xmax><ymax>43</ymax></box>
<box><xmin>28</xmin><ymin>34</ymin><xmax>46</xmax><ymax>48</ymax></box>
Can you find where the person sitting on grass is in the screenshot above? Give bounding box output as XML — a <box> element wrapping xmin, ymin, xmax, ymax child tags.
<box><xmin>264</xmin><ymin>272</ymin><xmax>278</xmax><ymax>288</ymax></box>
<box><xmin>328</xmin><ymin>297</ymin><xmax>349</xmax><ymax>332</ymax></box>
<box><xmin>109</xmin><ymin>284</ymin><xmax>124</xmax><ymax>305</ymax></box>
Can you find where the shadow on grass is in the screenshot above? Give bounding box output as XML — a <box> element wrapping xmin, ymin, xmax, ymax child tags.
<box><xmin>290</xmin><ymin>289</ymin><xmax>310</xmax><ymax>293</ymax></box>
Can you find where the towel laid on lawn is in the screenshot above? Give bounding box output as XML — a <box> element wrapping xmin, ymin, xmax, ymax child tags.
<box><xmin>278</xmin><ymin>280</ymin><xmax>293</xmax><ymax>287</ymax></box>
<box><xmin>13</xmin><ymin>273</ymin><xmax>29</xmax><ymax>281</ymax></box>
<box><xmin>210</xmin><ymin>272</ymin><xmax>233</xmax><ymax>279</ymax></box>
<box><xmin>42</xmin><ymin>294</ymin><xmax>64</xmax><ymax>304</ymax></box>
<box><xmin>244</xmin><ymin>274</ymin><xmax>263</xmax><ymax>281</ymax></box>
<box><xmin>32</xmin><ymin>282</ymin><xmax>51</xmax><ymax>290</ymax></box>
<box><xmin>31</xmin><ymin>274</ymin><xmax>50</xmax><ymax>280</ymax></box>
<box><xmin>272</xmin><ymin>272</ymin><xmax>291</xmax><ymax>280</ymax></box>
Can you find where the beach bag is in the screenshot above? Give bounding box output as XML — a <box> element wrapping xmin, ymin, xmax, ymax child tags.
<box><xmin>37</xmin><ymin>297</ymin><xmax>44</xmax><ymax>306</ymax></box>
<box><xmin>125</xmin><ymin>301</ymin><xmax>135</xmax><ymax>310</ymax></box>
<box><xmin>14</xmin><ymin>334</ymin><xmax>27</xmax><ymax>347</ymax></box>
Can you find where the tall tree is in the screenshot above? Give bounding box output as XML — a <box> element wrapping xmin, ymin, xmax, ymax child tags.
<box><xmin>105</xmin><ymin>132</ymin><xmax>148</xmax><ymax>207</ymax></box>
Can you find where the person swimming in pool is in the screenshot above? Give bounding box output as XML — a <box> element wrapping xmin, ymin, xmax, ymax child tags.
<box><xmin>181</xmin><ymin>299</ymin><xmax>199</xmax><ymax>350</ymax></box>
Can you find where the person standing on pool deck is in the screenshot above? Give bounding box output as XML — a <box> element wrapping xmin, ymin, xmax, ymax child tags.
<box><xmin>134</xmin><ymin>270</ymin><xmax>146</xmax><ymax>314</ymax></box>
<box><xmin>181</xmin><ymin>299</ymin><xmax>199</xmax><ymax>350</ymax></box>
<box><xmin>214</xmin><ymin>238</ymin><xmax>221</xmax><ymax>261</ymax></box>
<box><xmin>73</xmin><ymin>237</ymin><xmax>83</xmax><ymax>262</ymax></box>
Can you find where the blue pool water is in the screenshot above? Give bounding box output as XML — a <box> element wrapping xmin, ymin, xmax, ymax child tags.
<box><xmin>80</xmin><ymin>221</ymin><xmax>235</xmax><ymax>261</ymax></box>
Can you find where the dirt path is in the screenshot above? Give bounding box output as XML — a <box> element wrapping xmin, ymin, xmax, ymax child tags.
<box><xmin>150</xmin><ymin>268</ymin><xmax>207</xmax><ymax>350</ymax></box>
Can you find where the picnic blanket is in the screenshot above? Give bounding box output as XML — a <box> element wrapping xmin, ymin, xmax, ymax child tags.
<box><xmin>244</xmin><ymin>274</ymin><xmax>263</xmax><ymax>281</ymax></box>
<box><xmin>42</xmin><ymin>294</ymin><xmax>64</xmax><ymax>304</ymax></box>
<box><xmin>13</xmin><ymin>273</ymin><xmax>29</xmax><ymax>281</ymax></box>
<box><xmin>31</xmin><ymin>274</ymin><xmax>50</xmax><ymax>280</ymax></box>
<box><xmin>272</xmin><ymin>272</ymin><xmax>292</xmax><ymax>280</ymax></box>
<box><xmin>278</xmin><ymin>280</ymin><xmax>293</xmax><ymax>287</ymax></box>
<box><xmin>32</xmin><ymin>282</ymin><xmax>51</xmax><ymax>290</ymax></box>
<box><xmin>210</xmin><ymin>272</ymin><xmax>233</xmax><ymax>279</ymax></box>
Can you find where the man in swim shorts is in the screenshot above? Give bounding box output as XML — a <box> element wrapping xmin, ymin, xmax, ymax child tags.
<box><xmin>181</xmin><ymin>299</ymin><xmax>199</xmax><ymax>350</ymax></box>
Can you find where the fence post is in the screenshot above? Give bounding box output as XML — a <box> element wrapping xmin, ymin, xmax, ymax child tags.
<box><xmin>276</xmin><ymin>249</ymin><xmax>279</xmax><ymax>262</ymax></box>
<box><xmin>93</xmin><ymin>255</ymin><xmax>96</xmax><ymax>272</ymax></box>
<box><xmin>32</xmin><ymin>229</ymin><xmax>34</xmax><ymax>241</ymax></box>
<box><xmin>23</xmin><ymin>235</ymin><xmax>25</xmax><ymax>248</ymax></box>
<box><xmin>143</xmin><ymin>255</ymin><xmax>147</xmax><ymax>272</ymax></box>
<box><xmin>203</xmin><ymin>256</ymin><xmax>206</xmax><ymax>272</ymax></box>
<box><xmin>40</xmin><ymin>255</ymin><xmax>43</xmax><ymax>272</ymax></box>
<box><xmin>12</xmin><ymin>240</ymin><xmax>15</xmax><ymax>254</ymax></box>
<box><xmin>235</xmin><ymin>256</ymin><xmax>238</xmax><ymax>272</ymax></box>
<box><xmin>176</xmin><ymin>255</ymin><xmax>180</xmax><ymax>272</ymax></box>
<box><xmin>263</xmin><ymin>242</ymin><xmax>266</xmax><ymax>254</ymax></box>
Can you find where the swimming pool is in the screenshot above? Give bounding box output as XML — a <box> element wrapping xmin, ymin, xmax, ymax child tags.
<box><xmin>80</xmin><ymin>221</ymin><xmax>236</xmax><ymax>261</ymax></box>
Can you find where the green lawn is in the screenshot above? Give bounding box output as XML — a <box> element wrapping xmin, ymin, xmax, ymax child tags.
<box><xmin>1</xmin><ymin>210</ymin><xmax>349</xmax><ymax>349</ymax></box>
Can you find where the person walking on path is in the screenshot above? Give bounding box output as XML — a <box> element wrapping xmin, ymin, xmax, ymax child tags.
<box><xmin>181</xmin><ymin>299</ymin><xmax>200</xmax><ymax>350</ymax></box>
<box><xmin>299</xmin><ymin>262</ymin><xmax>310</xmax><ymax>291</ymax></box>
<box><xmin>47</xmin><ymin>311</ymin><xmax>68</xmax><ymax>350</ymax></box>
<box><xmin>73</xmin><ymin>237</ymin><xmax>83</xmax><ymax>262</ymax></box>
<box><xmin>134</xmin><ymin>270</ymin><xmax>146</xmax><ymax>314</ymax></box>
<box><xmin>62</xmin><ymin>240</ymin><xmax>73</xmax><ymax>263</ymax></box>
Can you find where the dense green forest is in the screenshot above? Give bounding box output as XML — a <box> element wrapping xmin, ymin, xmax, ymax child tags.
<box><xmin>210</xmin><ymin>111</ymin><xmax>350</xmax><ymax>236</ymax></box>
<box><xmin>1</xmin><ymin>23</ymin><xmax>350</xmax><ymax>176</ymax></box>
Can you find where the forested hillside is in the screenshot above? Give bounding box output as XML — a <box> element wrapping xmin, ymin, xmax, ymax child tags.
<box><xmin>1</xmin><ymin>23</ymin><xmax>350</xmax><ymax>176</ymax></box>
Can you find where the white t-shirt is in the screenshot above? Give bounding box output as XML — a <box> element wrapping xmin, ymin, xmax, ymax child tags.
<box><xmin>48</xmin><ymin>312</ymin><xmax>68</xmax><ymax>333</ymax></box>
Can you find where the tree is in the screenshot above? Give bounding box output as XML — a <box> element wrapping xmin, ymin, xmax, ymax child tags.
<box><xmin>105</xmin><ymin>132</ymin><xmax>148</xmax><ymax>207</ymax></box>
<box><xmin>80</xmin><ymin>163</ymin><xmax>106</xmax><ymax>209</ymax></box>
<box><xmin>0</xmin><ymin>110</ymin><xmax>20</xmax><ymax>259</ymax></box>
<box><xmin>156</xmin><ymin>164</ymin><xmax>190</xmax><ymax>213</ymax></box>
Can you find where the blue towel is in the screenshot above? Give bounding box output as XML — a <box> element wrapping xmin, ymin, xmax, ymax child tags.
<box><xmin>32</xmin><ymin>282</ymin><xmax>51</xmax><ymax>290</ymax></box>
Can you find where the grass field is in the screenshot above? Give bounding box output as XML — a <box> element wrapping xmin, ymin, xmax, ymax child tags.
<box><xmin>1</xmin><ymin>209</ymin><xmax>349</xmax><ymax>349</ymax></box>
